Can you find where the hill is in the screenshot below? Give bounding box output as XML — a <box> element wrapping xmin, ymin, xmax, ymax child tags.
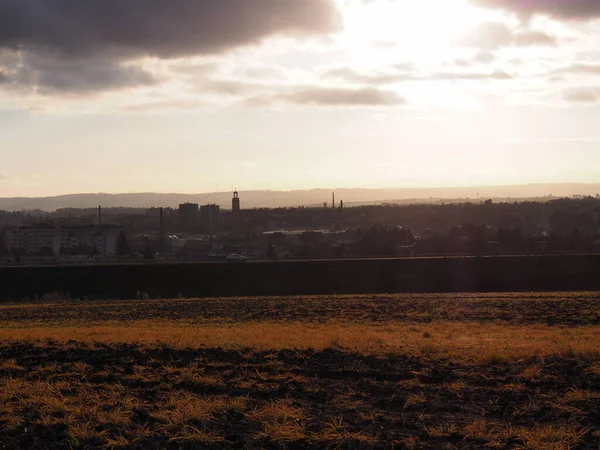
<box><xmin>0</xmin><ymin>183</ymin><xmax>599</xmax><ymax>211</ymax></box>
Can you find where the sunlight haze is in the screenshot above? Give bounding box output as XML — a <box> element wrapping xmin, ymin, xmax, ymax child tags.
<box><xmin>1</xmin><ymin>0</ymin><xmax>600</xmax><ymax>197</ymax></box>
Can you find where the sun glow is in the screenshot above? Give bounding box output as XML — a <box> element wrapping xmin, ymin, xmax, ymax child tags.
<box><xmin>339</xmin><ymin>0</ymin><xmax>488</xmax><ymax>66</ymax></box>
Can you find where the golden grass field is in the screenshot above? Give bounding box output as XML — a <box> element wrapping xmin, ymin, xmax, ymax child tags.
<box><xmin>1</xmin><ymin>293</ymin><xmax>600</xmax><ymax>449</ymax></box>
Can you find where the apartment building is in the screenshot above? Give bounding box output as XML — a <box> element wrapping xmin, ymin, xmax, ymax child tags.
<box><xmin>3</xmin><ymin>225</ymin><xmax>121</xmax><ymax>256</ymax></box>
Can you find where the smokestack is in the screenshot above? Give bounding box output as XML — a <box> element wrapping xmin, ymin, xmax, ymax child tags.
<box><xmin>160</xmin><ymin>207</ymin><xmax>164</xmax><ymax>233</ymax></box>
<box><xmin>332</xmin><ymin>192</ymin><xmax>335</xmax><ymax>209</ymax></box>
<box><xmin>159</xmin><ymin>207</ymin><xmax>165</xmax><ymax>251</ymax></box>
<box><xmin>98</xmin><ymin>205</ymin><xmax>102</xmax><ymax>226</ymax></box>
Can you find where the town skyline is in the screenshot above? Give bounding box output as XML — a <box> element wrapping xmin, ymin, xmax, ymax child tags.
<box><xmin>1</xmin><ymin>182</ymin><xmax>600</xmax><ymax>212</ymax></box>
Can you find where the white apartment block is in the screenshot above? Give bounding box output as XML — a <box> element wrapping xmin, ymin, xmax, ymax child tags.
<box><xmin>3</xmin><ymin>226</ymin><xmax>121</xmax><ymax>256</ymax></box>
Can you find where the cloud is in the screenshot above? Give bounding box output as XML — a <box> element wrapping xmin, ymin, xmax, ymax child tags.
<box><xmin>458</xmin><ymin>22</ymin><xmax>557</xmax><ymax>50</ymax></box>
<box><xmin>235</xmin><ymin>63</ymin><xmax>289</xmax><ymax>82</ymax></box>
<box><xmin>394</xmin><ymin>62</ymin><xmax>416</xmax><ymax>72</ymax></box>
<box><xmin>324</xmin><ymin>67</ymin><xmax>416</xmax><ymax>84</ymax></box>
<box><xmin>0</xmin><ymin>0</ymin><xmax>339</xmax><ymax>58</ymax></box>
<box><xmin>549</xmin><ymin>64</ymin><xmax>600</xmax><ymax>84</ymax></box>
<box><xmin>431</xmin><ymin>70</ymin><xmax>512</xmax><ymax>81</ymax></box>
<box><xmin>198</xmin><ymin>79</ymin><xmax>262</xmax><ymax>96</ymax></box>
<box><xmin>472</xmin><ymin>0</ymin><xmax>600</xmax><ymax>21</ymax></box>
<box><xmin>560</xmin><ymin>64</ymin><xmax>600</xmax><ymax>75</ymax></box>
<box><xmin>279</xmin><ymin>87</ymin><xmax>406</xmax><ymax>106</ymax></box>
<box><xmin>0</xmin><ymin>171</ymin><xmax>10</xmax><ymax>181</ymax></box>
<box><xmin>513</xmin><ymin>30</ymin><xmax>557</xmax><ymax>46</ymax></box>
<box><xmin>324</xmin><ymin>66</ymin><xmax>512</xmax><ymax>85</ymax></box>
<box><xmin>563</xmin><ymin>88</ymin><xmax>600</xmax><ymax>103</ymax></box>
<box><xmin>122</xmin><ymin>99</ymin><xmax>206</xmax><ymax>112</ymax></box>
<box><xmin>0</xmin><ymin>0</ymin><xmax>339</xmax><ymax>93</ymax></box>
<box><xmin>5</xmin><ymin>52</ymin><xmax>157</xmax><ymax>94</ymax></box>
<box><xmin>451</xmin><ymin>51</ymin><xmax>496</xmax><ymax>68</ymax></box>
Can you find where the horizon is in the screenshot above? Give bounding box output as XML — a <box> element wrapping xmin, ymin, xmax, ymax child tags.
<box><xmin>1</xmin><ymin>182</ymin><xmax>599</xmax><ymax>212</ymax></box>
<box><xmin>2</xmin><ymin>0</ymin><xmax>600</xmax><ymax>196</ymax></box>
<box><xmin>2</xmin><ymin>181</ymin><xmax>600</xmax><ymax>199</ymax></box>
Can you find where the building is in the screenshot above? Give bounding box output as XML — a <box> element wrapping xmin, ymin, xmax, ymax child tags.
<box><xmin>4</xmin><ymin>225</ymin><xmax>54</xmax><ymax>254</ymax></box>
<box><xmin>147</xmin><ymin>207</ymin><xmax>174</xmax><ymax>218</ymax></box>
<box><xmin>179</xmin><ymin>203</ymin><xmax>199</xmax><ymax>230</ymax></box>
<box><xmin>0</xmin><ymin>214</ymin><xmax>24</xmax><ymax>228</ymax></box>
<box><xmin>200</xmin><ymin>204</ymin><xmax>221</xmax><ymax>235</ymax></box>
<box><xmin>3</xmin><ymin>225</ymin><xmax>121</xmax><ymax>256</ymax></box>
<box><xmin>53</xmin><ymin>226</ymin><xmax>121</xmax><ymax>256</ymax></box>
<box><xmin>232</xmin><ymin>191</ymin><xmax>240</xmax><ymax>214</ymax></box>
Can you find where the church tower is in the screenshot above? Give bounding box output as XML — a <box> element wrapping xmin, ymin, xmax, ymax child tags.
<box><xmin>232</xmin><ymin>190</ymin><xmax>240</xmax><ymax>213</ymax></box>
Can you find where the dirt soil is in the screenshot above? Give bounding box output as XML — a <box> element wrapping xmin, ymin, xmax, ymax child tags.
<box><xmin>2</xmin><ymin>292</ymin><xmax>600</xmax><ymax>326</ymax></box>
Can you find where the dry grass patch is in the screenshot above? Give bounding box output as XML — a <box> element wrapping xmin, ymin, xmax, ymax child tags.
<box><xmin>520</xmin><ymin>363</ymin><xmax>543</xmax><ymax>381</ymax></box>
<box><xmin>2</xmin><ymin>322</ymin><xmax>600</xmax><ymax>362</ymax></box>
<box><xmin>0</xmin><ymin>293</ymin><xmax>599</xmax><ymax>448</ymax></box>
<box><xmin>249</xmin><ymin>399</ymin><xmax>306</xmax><ymax>442</ymax></box>
<box><xmin>154</xmin><ymin>392</ymin><xmax>244</xmax><ymax>426</ymax></box>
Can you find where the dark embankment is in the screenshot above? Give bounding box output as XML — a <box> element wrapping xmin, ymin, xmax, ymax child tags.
<box><xmin>1</xmin><ymin>255</ymin><xmax>600</xmax><ymax>301</ymax></box>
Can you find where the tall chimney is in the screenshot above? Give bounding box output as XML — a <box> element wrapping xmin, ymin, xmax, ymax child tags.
<box><xmin>332</xmin><ymin>192</ymin><xmax>335</xmax><ymax>209</ymax></box>
<box><xmin>159</xmin><ymin>207</ymin><xmax>164</xmax><ymax>251</ymax></box>
<box><xmin>98</xmin><ymin>205</ymin><xmax>102</xmax><ymax>226</ymax></box>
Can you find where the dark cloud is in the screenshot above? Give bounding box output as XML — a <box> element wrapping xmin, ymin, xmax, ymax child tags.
<box><xmin>280</xmin><ymin>87</ymin><xmax>406</xmax><ymax>106</ymax></box>
<box><xmin>458</xmin><ymin>22</ymin><xmax>557</xmax><ymax>50</ymax></box>
<box><xmin>0</xmin><ymin>0</ymin><xmax>339</xmax><ymax>58</ymax></box>
<box><xmin>0</xmin><ymin>0</ymin><xmax>339</xmax><ymax>93</ymax></box>
<box><xmin>7</xmin><ymin>53</ymin><xmax>157</xmax><ymax>94</ymax></box>
<box><xmin>563</xmin><ymin>88</ymin><xmax>600</xmax><ymax>103</ymax></box>
<box><xmin>473</xmin><ymin>0</ymin><xmax>600</xmax><ymax>21</ymax></box>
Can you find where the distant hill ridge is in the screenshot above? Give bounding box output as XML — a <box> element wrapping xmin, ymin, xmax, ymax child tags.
<box><xmin>1</xmin><ymin>184</ymin><xmax>599</xmax><ymax>211</ymax></box>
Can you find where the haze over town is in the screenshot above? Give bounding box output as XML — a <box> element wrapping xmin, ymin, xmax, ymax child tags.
<box><xmin>0</xmin><ymin>184</ymin><xmax>599</xmax><ymax>211</ymax></box>
<box><xmin>2</xmin><ymin>0</ymin><xmax>600</xmax><ymax>197</ymax></box>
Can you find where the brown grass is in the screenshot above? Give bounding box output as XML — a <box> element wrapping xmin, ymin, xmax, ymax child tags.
<box><xmin>0</xmin><ymin>292</ymin><xmax>599</xmax><ymax>449</ymax></box>
<box><xmin>1</xmin><ymin>322</ymin><xmax>599</xmax><ymax>362</ymax></box>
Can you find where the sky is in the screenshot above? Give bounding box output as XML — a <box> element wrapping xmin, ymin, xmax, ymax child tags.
<box><xmin>1</xmin><ymin>0</ymin><xmax>600</xmax><ymax>197</ymax></box>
